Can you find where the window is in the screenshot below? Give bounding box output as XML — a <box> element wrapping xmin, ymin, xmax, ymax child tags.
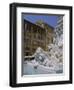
<box><xmin>25</xmin><ymin>52</ymin><xmax>29</xmax><ymax>56</ymax></box>
<box><xmin>24</xmin><ymin>23</ymin><xmax>27</xmax><ymax>30</ymax></box>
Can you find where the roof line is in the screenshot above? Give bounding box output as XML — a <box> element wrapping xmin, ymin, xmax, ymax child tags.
<box><xmin>24</xmin><ymin>18</ymin><xmax>54</xmax><ymax>30</ymax></box>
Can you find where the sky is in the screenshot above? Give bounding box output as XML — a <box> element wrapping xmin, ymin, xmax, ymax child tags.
<box><xmin>22</xmin><ymin>14</ymin><xmax>58</xmax><ymax>28</ymax></box>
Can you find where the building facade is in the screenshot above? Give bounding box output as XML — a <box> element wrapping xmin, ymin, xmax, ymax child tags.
<box><xmin>53</xmin><ymin>16</ymin><xmax>64</xmax><ymax>44</ymax></box>
<box><xmin>56</xmin><ymin>16</ymin><xmax>63</xmax><ymax>36</ymax></box>
<box><xmin>23</xmin><ymin>19</ymin><xmax>54</xmax><ymax>56</ymax></box>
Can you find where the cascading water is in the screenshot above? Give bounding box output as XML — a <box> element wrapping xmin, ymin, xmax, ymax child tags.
<box><xmin>23</xmin><ymin>34</ymin><xmax>63</xmax><ymax>75</ymax></box>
